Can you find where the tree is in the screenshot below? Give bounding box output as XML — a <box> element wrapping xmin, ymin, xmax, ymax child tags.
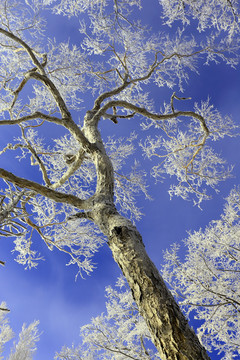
<box><xmin>0</xmin><ymin>0</ymin><xmax>239</xmax><ymax>358</ymax></box>
<box><xmin>0</xmin><ymin>307</ymin><xmax>39</xmax><ymax>360</ymax></box>
<box><xmin>162</xmin><ymin>187</ymin><xmax>240</xmax><ymax>359</ymax></box>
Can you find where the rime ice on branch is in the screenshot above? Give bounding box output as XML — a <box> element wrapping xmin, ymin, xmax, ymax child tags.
<box><xmin>0</xmin><ymin>0</ymin><xmax>239</xmax><ymax>359</ymax></box>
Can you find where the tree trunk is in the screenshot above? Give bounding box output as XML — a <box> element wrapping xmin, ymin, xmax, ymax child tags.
<box><xmin>93</xmin><ymin>205</ymin><xmax>211</xmax><ymax>360</ymax></box>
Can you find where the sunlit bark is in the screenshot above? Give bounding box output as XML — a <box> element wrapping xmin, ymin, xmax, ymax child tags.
<box><xmin>0</xmin><ymin>1</ymin><xmax>239</xmax><ymax>358</ymax></box>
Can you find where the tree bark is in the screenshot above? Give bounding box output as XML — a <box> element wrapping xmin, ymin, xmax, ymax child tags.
<box><xmin>93</xmin><ymin>205</ymin><xmax>211</xmax><ymax>360</ymax></box>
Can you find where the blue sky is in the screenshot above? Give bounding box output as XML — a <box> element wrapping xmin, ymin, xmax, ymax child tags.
<box><xmin>1</xmin><ymin>1</ymin><xmax>240</xmax><ymax>359</ymax></box>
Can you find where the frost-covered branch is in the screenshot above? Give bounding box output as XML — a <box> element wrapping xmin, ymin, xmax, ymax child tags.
<box><xmin>0</xmin><ymin>307</ymin><xmax>40</xmax><ymax>360</ymax></box>
<box><xmin>0</xmin><ymin>112</ymin><xmax>63</xmax><ymax>126</ymax></box>
<box><xmin>0</xmin><ymin>27</ymin><xmax>46</xmax><ymax>74</ymax></box>
<box><xmin>97</xmin><ymin>98</ymin><xmax>209</xmax><ymax>125</ymax></box>
<box><xmin>0</xmin><ymin>0</ymin><xmax>239</xmax><ymax>358</ymax></box>
<box><xmin>159</xmin><ymin>0</ymin><xmax>240</xmax><ymax>40</ymax></box>
<box><xmin>0</xmin><ymin>168</ymin><xmax>91</xmax><ymax>209</ymax></box>
<box><xmin>55</xmin><ymin>277</ymin><xmax>160</xmax><ymax>360</ymax></box>
<box><xmin>0</xmin><ymin>183</ymin><xmax>27</xmax><ymax>237</ymax></box>
<box><xmin>162</xmin><ymin>186</ymin><xmax>240</xmax><ymax>358</ymax></box>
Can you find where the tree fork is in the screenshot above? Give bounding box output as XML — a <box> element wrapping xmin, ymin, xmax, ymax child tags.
<box><xmin>95</xmin><ymin>207</ymin><xmax>210</xmax><ymax>360</ymax></box>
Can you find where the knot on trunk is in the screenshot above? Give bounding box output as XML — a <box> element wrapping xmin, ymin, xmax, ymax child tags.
<box><xmin>112</xmin><ymin>225</ymin><xmax>132</xmax><ymax>241</ymax></box>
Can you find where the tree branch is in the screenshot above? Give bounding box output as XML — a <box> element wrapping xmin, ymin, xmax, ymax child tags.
<box><xmin>0</xmin><ymin>168</ymin><xmax>92</xmax><ymax>210</ymax></box>
<box><xmin>0</xmin><ymin>307</ymin><xmax>10</xmax><ymax>312</ymax></box>
<box><xmin>97</xmin><ymin>99</ymin><xmax>210</xmax><ymax>135</ymax></box>
<box><xmin>51</xmin><ymin>148</ymin><xmax>86</xmax><ymax>189</ymax></box>
<box><xmin>0</xmin><ymin>27</ymin><xmax>46</xmax><ymax>74</ymax></box>
<box><xmin>28</xmin><ymin>71</ymin><xmax>71</xmax><ymax>119</ymax></box>
<box><xmin>20</xmin><ymin>126</ymin><xmax>51</xmax><ymax>186</ymax></box>
<box><xmin>93</xmin><ymin>74</ymin><xmax>130</xmax><ymax>111</ymax></box>
<box><xmin>0</xmin><ymin>111</ymin><xmax>63</xmax><ymax>126</ymax></box>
